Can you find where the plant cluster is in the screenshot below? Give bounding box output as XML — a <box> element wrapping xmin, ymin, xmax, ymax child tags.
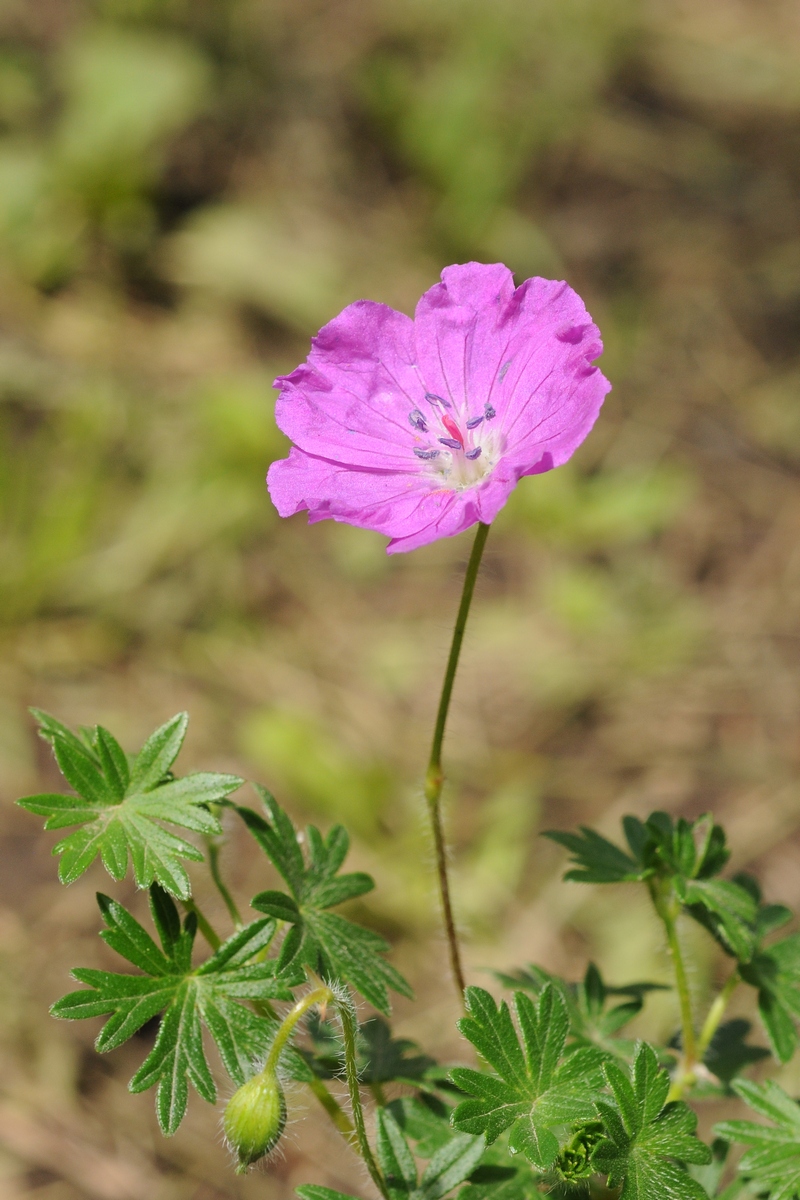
<box><xmin>19</xmin><ymin>709</ymin><xmax>800</xmax><ymax>1199</ymax></box>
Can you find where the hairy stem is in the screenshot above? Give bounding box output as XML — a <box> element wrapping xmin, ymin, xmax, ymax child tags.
<box><xmin>182</xmin><ymin>898</ymin><xmax>221</xmax><ymax>951</ymax></box>
<box><xmin>424</xmin><ymin>520</ymin><xmax>490</xmax><ymax>1001</ymax></box>
<box><xmin>337</xmin><ymin>994</ymin><xmax>389</xmax><ymax>1200</ymax></box>
<box><xmin>207</xmin><ymin>838</ymin><xmax>243</xmax><ymax>928</ymax></box>
<box><xmin>697</xmin><ymin>970</ymin><xmax>740</xmax><ymax>1060</ymax></box>
<box><xmin>265</xmin><ymin>986</ymin><xmax>333</xmax><ymax>1074</ymax></box>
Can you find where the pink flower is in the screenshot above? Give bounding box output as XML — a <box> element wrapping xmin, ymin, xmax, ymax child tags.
<box><xmin>267</xmin><ymin>262</ymin><xmax>610</xmax><ymax>553</ymax></box>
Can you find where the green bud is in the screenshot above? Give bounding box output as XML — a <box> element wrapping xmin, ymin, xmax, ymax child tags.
<box><xmin>223</xmin><ymin>1070</ymin><xmax>286</xmax><ymax>1172</ymax></box>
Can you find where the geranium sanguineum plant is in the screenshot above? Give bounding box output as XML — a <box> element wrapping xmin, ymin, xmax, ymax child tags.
<box><xmin>268</xmin><ymin>262</ymin><xmax>610</xmax><ymax>996</ymax></box>
<box><xmin>18</xmin><ymin>262</ymin><xmax>800</xmax><ymax>1200</ymax></box>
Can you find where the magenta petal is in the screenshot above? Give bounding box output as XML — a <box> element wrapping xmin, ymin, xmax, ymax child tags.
<box><xmin>274</xmin><ymin>300</ymin><xmax>426</xmax><ymax>471</ymax></box>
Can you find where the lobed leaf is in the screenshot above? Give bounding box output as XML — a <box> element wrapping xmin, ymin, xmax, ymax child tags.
<box><xmin>18</xmin><ymin>711</ymin><xmax>243</xmax><ymax>897</ymax></box>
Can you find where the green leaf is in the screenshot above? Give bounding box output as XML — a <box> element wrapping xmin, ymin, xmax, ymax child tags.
<box><xmin>543</xmin><ymin>827</ymin><xmax>643</xmax><ymax>883</ymax></box>
<box><xmin>297</xmin><ymin>1189</ymin><xmax>361</xmax><ymax>1200</ymax></box>
<box><xmin>702</xmin><ymin>1020</ymin><xmax>769</xmax><ymax>1086</ymax></box>
<box><xmin>243</xmin><ymin>789</ymin><xmax>411</xmax><ymax>1014</ymax></box>
<box><xmin>494</xmin><ymin>962</ymin><xmax>667</xmax><ymax>1054</ymax></box>
<box><xmin>593</xmin><ymin>1043</ymin><xmax>711</xmax><ymax>1200</ymax></box>
<box><xmin>715</xmin><ymin>1079</ymin><xmax>800</xmax><ymax>1200</ymax></box>
<box><xmin>680</xmin><ymin>878</ymin><xmax>759</xmax><ymax>962</ymax></box>
<box><xmin>18</xmin><ymin>711</ymin><xmax>243</xmax><ymax>897</ymax></box>
<box><xmin>451</xmin><ymin>984</ymin><xmax>607</xmax><ymax>1169</ymax></box>
<box><xmin>51</xmin><ymin>887</ymin><xmax>298</xmax><ymax>1135</ymax></box>
<box><xmin>739</xmin><ymin>933</ymin><xmax>800</xmax><ymax>1063</ymax></box>
<box><xmin>374</xmin><ymin>1108</ymin><xmax>485</xmax><ymax>1200</ymax></box>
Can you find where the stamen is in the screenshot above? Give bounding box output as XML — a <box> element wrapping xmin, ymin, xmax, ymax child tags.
<box><xmin>438</xmin><ymin>437</ymin><xmax>462</xmax><ymax>450</ymax></box>
<box><xmin>414</xmin><ymin>447</ymin><xmax>440</xmax><ymax>460</ymax></box>
<box><xmin>466</xmin><ymin>415</ymin><xmax>484</xmax><ymax>429</ymax></box>
<box><xmin>408</xmin><ymin>409</ymin><xmax>428</xmax><ymax>432</ymax></box>
<box><xmin>425</xmin><ymin>391</ymin><xmax>451</xmax><ymax>408</ymax></box>
<box><xmin>498</xmin><ymin>359</ymin><xmax>512</xmax><ymax>381</ymax></box>
<box><xmin>484</xmin><ymin>402</ymin><xmax>496</xmax><ymax>420</ymax></box>
<box><xmin>465</xmin><ymin>447</ymin><xmax>482</xmax><ymax>460</ymax></box>
<box><xmin>442</xmin><ymin>414</ymin><xmax>465</xmax><ymax>447</ymax></box>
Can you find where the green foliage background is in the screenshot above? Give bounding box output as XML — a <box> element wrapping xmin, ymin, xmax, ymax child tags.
<box><xmin>2</xmin><ymin>0</ymin><xmax>800</xmax><ymax>1196</ymax></box>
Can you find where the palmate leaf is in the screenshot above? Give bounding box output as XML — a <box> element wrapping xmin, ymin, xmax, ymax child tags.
<box><xmin>241</xmin><ymin>788</ymin><xmax>412</xmax><ymax>1015</ymax></box>
<box><xmin>450</xmin><ymin>984</ymin><xmax>607</xmax><ymax>1170</ymax></box>
<box><xmin>494</xmin><ymin>962</ymin><xmax>667</xmax><ymax>1054</ymax></box>
<box><xmin>715</xmin><ymin>1079</ymin><xmax>800</xmax><ymax>1200</ymax></box>
<box><xmin>51</xmin><ymin>886</ymin><xmax>301</xmax><ymax>1135</ymax></box>
<box><xmin>376</xmin><ymin>1108</ymin><xmax>485</xmax><ymax>1200</ymax></box>
<box><xmin>19</xmin><ymin>711</ymin><xmax>243</xmax><ymax>898</ymax></box>
<box><xmin>592</xmin><ymin>1043</ymin><xmax>711</xmax><ymax>1200</ymax></box>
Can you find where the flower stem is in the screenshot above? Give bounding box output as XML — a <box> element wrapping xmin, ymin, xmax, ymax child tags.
<box><xmin>337</xmin><ymin>994</ymin><xmax>390</xmax><ymax>1200</ymax></box>
<box><xmin>424</xmin><ymin>520</ymin><xmax>490</xmax><ymax>1001</ymax></box>
<box><xmin>207</xmin><ymin>838</ymin><xmax>243</xmax><ymax>928</ymax></box>
<box><xmin>697</xmin><ymin>970</ymin><xmax>740</xmax><ymax>1060</ymax></box>
<box><xmin>182</xmin><ymin>898</ymin><xmax>221</xmax><ymax>951</ymax></box>
<box><xmin>265</xmin><ymin>986</ymin><xmax>332</xmax><ymax>1074</ymax></box>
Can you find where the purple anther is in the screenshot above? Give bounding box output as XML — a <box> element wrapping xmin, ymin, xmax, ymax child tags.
<box><xmin>408</xmin><ymin>409</ymin><xmax>428</xmax><ymax>432</ymax></box>
<box><xmin>425</xmin><ymin>391</ymin><xmax>451</xmax><ymax>408</ymax></box>
<box><xmin>413</xmin><ymin>447</ymin><xmax>440</xmax><ymax>460</ymax></box>
<box><xmin>465</xmin><ymin>447</ymin><xmax>482</xmax><ymax>460</ymax></box>
<box><xmin>438</xmin><ymin>437</ymin><xmax>462</xmax><ymax>450</ymax></box>
<box><xmin>498</xmin><ymin>359</ymin><xmax>512</xmax><ymax>381</ymax></box>
<box><xmin>484</xmin><ymin>402</ymin><xmax>496</xmax><ymax>420</ymax></box>
<box><xmin>466</xmin><ymin>415</ymin><xmax>484</xmax><ymax>429</ymax></box>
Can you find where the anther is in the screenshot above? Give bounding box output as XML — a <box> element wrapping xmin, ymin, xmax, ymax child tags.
<box><xmin>438</xmin><ymin>438</ymin><xmax>462</xmax><ymax>450</ymax></box>
<box><xmin>414</xmin><ymin>447</ymin><xmax>440</xmax><ymax>460</ymax></box>
<box><xmin>466</xmin><ymin>415</ymin><xmax>484</xmax><ymax>429</ymax></box>
<box><xmin>425</xmin><ymin>391</ymin><xmax>451</xmax><ymax>408</ymax></box>
<box><xmin>484</xmin><ymin>402</ymin><xmax>496</xmax><ymax>420</ymax></box>
<box><xmin>498</xmin><ymin>360</ymin><xmax>512</xmax><ymax>381</ymax></box>
<box><xmin>408</xmin><ymin>409</ymin><xmax>428</xmax><ymax>432</ymax></box>
<box><xmin>465</xmin><ymin>447</ymin><xmax>482</xmax><ymax>460</ymax></box>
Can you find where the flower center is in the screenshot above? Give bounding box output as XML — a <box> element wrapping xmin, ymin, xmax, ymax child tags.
<box><xmin>410</xmin><ymin>395</ymin><xmax>499</xmax><ymax>489</ymax></box>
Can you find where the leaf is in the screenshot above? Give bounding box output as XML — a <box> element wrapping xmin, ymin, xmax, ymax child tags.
<box><xmin>51</xmin><ymin>887</ymin><xmax>299</xmax><ymax>1135</ymax></box>
<box><xmin>243</xmin><ymin>788</ymin><xmax>411</xmax><ymax>1014</ymax></box>
<box><xmin>702</xmin><ymin>1020</ymin><xmax>769</xmax><ymax>1086</ymax></box>
<box><xmin>739</xmin><ymin>933</ymin><xmax>800</xmax><ymax>1063</ymax></box>
<box><xmin>493</xmin><ymin>962</ymin><xmax>667</xmax><ymax>1056</ymax></box>
<box><xmin>715</xmin><ymin>1079</ymin><xmax>800</xmax><ymax>1200</ymax></box>
<box><xmin>543</xmin><ymin>827</ymin><xmax>644</xmax><ymax>883</ymax></box>
<box><xmin>374</xmin><ymin>1108</ymin><xmax>485</xmax><ymax>1200</ymax></box>
<box><xmin>680</xmin><ymin>879</ymin><xmax>759</xmax><ymax>961</ymax></box>
<box><xmin>592</xmin><ymin>1043</ymin><xmax>711</xmax><ymax>1200</ymax></box>
<box><xmin>297</xmin><ymin>1189</ymin><xmax>361</xmax><ymax>1200</ymax></box>
<box><xmin>18</xmin><ymin>711</ymin><xmax>243</xmax><ymax>897</ymax></box>
<box><xmin>451</xmin><ymin>984</ymin><xmax>607</xmax><ymax>1169</ymax></box>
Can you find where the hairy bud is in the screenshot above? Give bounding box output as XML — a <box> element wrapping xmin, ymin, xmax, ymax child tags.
<box><xmin>223</xmin><ymin>1071</ymin><xmax>286</xmax><ymax>1172</ymax></box>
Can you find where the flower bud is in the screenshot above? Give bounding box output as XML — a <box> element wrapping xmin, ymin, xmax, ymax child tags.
<box><xmin>223</xmin><ymin>1071</ymin><xmax>286</xmax><ymax>1171</ymax></box>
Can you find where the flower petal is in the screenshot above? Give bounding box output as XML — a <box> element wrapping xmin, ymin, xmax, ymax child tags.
<box><xmin>273</xmin><ymin>300</ymin><xmax>429</xmax><ymax>470</ymax></box>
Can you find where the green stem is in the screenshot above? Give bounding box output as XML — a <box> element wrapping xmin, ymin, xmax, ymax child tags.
<box><xmin>182</xmin><ymin>898</ymin><xmax>221</xmax><ymax>951</ymax></box>
<box><xmin>337</xmin><ymin>995</ymin><xmax>390</xmax><ymax>1200</ymax></box>
<box><xmin>424</xmin><ymin>521</ymin><xmax>490</xmax><ymax>1001</ymax></box>
<box><xmin>697</xmin><ymin>970</ymin><xmax>740</xmax><ymax>1060</ymax></box>
<box><xmin>207</xmin><ymin>838</ymin><xmax>243</xmax><ymax>928</ymax></box>
<box><xmin>308</xmin><ymin>1078</ymin><xmax>356</xmax><ymax>1142</ymax></box>
<box><xmin>265</xmin><ymin>986</ymin><xmax>332</xmax><ymax>1074</ymax></box>
<box><xmin>649</xmin><ymin>882</ymin><xmax>697</xmax><ymax>1099</ymax></box>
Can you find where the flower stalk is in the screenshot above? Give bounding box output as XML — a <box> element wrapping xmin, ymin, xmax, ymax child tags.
<box><xmin>424</xmin><ymin>521</ymin><xmax>490</xmax><ymax>1002</ymax></box>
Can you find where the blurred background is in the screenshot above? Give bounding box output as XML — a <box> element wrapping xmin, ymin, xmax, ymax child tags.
<box><xmin>2</xmin><ymin>0</ymin><xmax>800</xmax><ymax>1196</ymax></box>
